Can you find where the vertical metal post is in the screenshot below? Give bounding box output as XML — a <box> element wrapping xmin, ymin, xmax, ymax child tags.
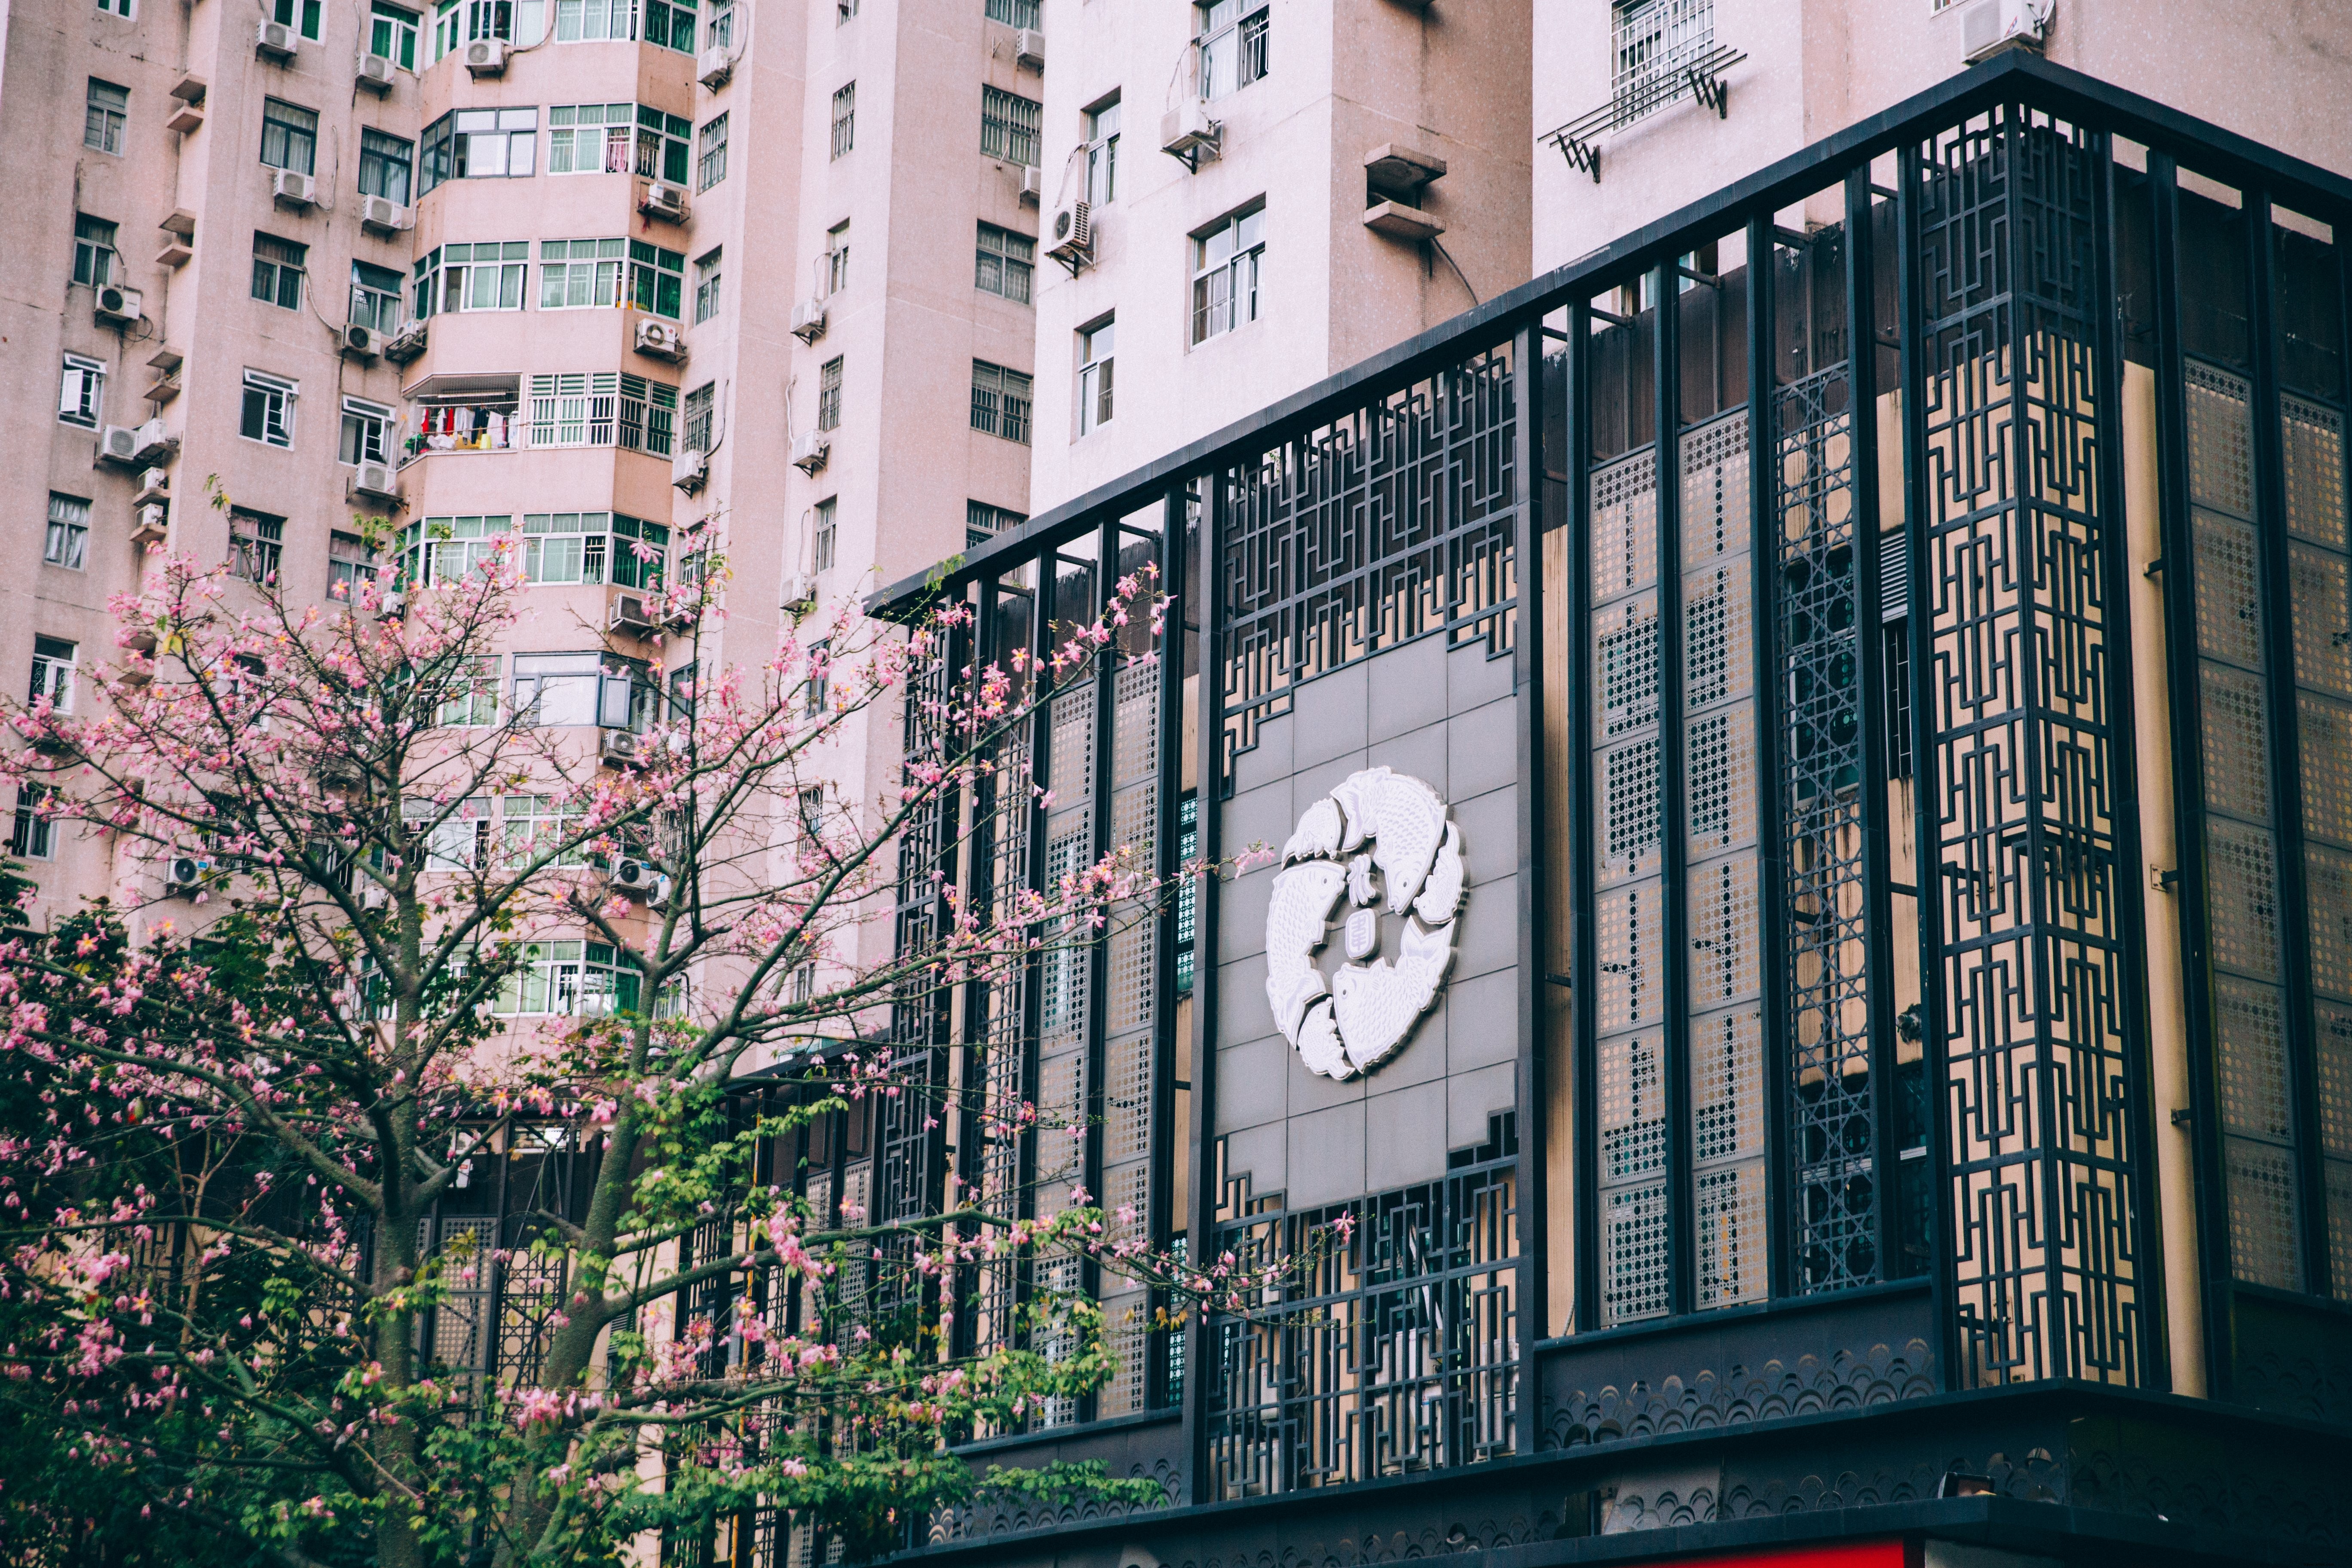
<box><xmin>1511</xmin><ymin>319</ymin><xmax>1547</xmax><ymax>1449</ymax></box>
<box><xmin>1150</xmin><ymin>486</ymin><xmax>1186</xmax><ymax>1410</ymax></box>
<box><xmin>1746</xmin><ymin>214</ymin><xmax>1792</xmax><ymax>1302</ymax></box>
<box><xmin>1655</xmin><ymin>260</ymin><xmax>1694</xmax><ymax>1317</ymax></box>
<box><xmin>1567</xmin><ymin>300</ymin><xmax>1601</xmax><ymax>1335</ymax></box>
<box><xmin>1186</xmin><ymin>469</ymin><xmax>1225</xmax><ymax>1503</ymax></box>
<box><xmin>1078</xmin><ymin>518</ymin><xmax>1118</xmax><ymax>1423</ymax></box>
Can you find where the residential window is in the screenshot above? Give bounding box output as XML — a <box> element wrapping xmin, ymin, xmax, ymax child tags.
<box><xmin>371</xmin><ymin>1</ymin><xmax>421</xmax><ymax>68</ymax></box>
<box><xmin>707</xmin><ymin>0</ymin><xmax>735</xmax><ymax>47</ymax></box>
<box><xmin>525</xmin><ymin>373</ymin><xmax>676</xmax><ymax>455</ymax></box>
<box><xmin>1078</xmin><ymin>318</ymin><xmax>1115</xmax><ymax>436</ymax></box>
<box><xmin>416</xmin><ymin>796</ymin><xmax>489</xmax><ymax>873</ymax></box>
<box><xmin>413</xmin><ymin>242</ymin><xmax>530</xmax><ymax>317</ymax></box>
<box><xmin>270</xmin><ymin>0</ymin><xmax>324</xmax><ymax>40</ymax></box>
<box><xmin>30</xmin><ymin>637</ymin><xmax>77</xmax><ymax>714</ymax></box>
<box><xmin>329</xmin><ymin>531</ymin><xmax>378</xmax><ymax>598</ymax></box>
<box><xmin>1191</xmin><ymin>205</ymin><xmax>1265</xmax><ymax>345</ymax></box>
<box><xmin>502</xmin><ymin>794</ymin><xmax>590</xmax><ymax>866</ymax></box>
<box><xmin>667</xmin><ymin>661</ymin><xmax>698</xmax><ymax>722</ymax></box>
<box><xmin>350</xmin><ymin>260</ymin><xmax>405</xmax><ymax>334</ymax></box>
<box><xmin>835</xmin><ymin>0</ymin><xmax>855</xmax><ymax>18</ymax></box>
<box><xmin>1612</xmin><ymin>0</ymin><xmax>1715</xmax><ymax>125</ymax></box>
<box><xmin>229</xmin><ymin>507</ymin><xmax>286</xmax><ymax>582</ymax></box>
<box><xmin>240</xmin><ymin>371</ymin><xmax>297</xmax><ymax>448</ymax></box>
<box><xmin>417</xmin><ymin>108</ymin><xmax>536</xmax><ymax>194</ymax></box>
<box><xmin>495</xmin><ymin>940</ymin><xmax>642</xmax><ymax>1017</ymax></box>
<box><xmin>251</xmin><ymin>233</ymin><xmax>308</xmax><ymax>311</ymax></box>
<box><xmin>975</xmin><ymin>222</ymin><xmax>1034</xmax><ymax>303</ymax></box>
<box><xmin>96</xmin><ymin>0</ymin><xmax>133</xmax><ymax>18</ymax></box>
<box><xmin>636</xmin><ymin>106</ymin><xmax>692</xmax><ymax>185</ymax></box>
<box><xmin>341</xmin><ymin>397</ymin><xmax>394</xmax><ymax>466</ymax></box>
<box><xmin>693</xmin><ymin>248</ymin><xmax>722</xmax><ymax>324</ymax></box>
<box><xmin>980</xmin><ymin>84</ymin><xmax>1040</xmax><ymax>167</ymax></box>
<box><xmin>696</xmin><ymin>112</ymin><xmax>728</xmax><ymax>190</ymax></box>
<box><xmin>1197</xmin><ymin>1</ymin><xmax>1269</xmax><ymax>100</ymax></box>
<box><xmin>816</xmin><ymin>358</ymin><xmax>842</xmax><ymax>432</ymax></box>
<box><xmin>644</xmin><ymin>0</ymin><xmax>695</xmax><ymax>52</ymax></box>
<box><xmin>553</xmin><ymin>0</ymin><xmax>634</xmax><ymax>42</ymax></box>
<box><xmin>11</xmin><ymin>787</ymin><xmax>56</xmax><ymax>861</ymax></box>
<box><xmin>260</xmin><ymin>98</ymin><xmax>319</xmax><ymax>175</ymax></box>
<box><xmin>398</xmin><ymin>515</ymin><xmax>511</xmax><ymax>584</ymax></box>
<box><xmin>1084</xmin><ymin>98</ymin><xmax>1120</xmax><ymax>206</ymax></box>
<box><xmin>73</xmin><ymin>216</ymin><xmax>118</xmax><ymax>288</ymax></box>
<box><xmin>539</xmin><ymin>238</ymin><xmax>625</xmax><ymax>309</ymax></box>
<box><xmin>432</xmin><ymin>655</ymin><xmax>499</xmax><ymax>726</ymax></box>
<box><xmin>969</xmin><ymin>361</ymin><xmax>1032</xmax><ymax>444</ymax></box>
<box><xmin>402</xmin><ymin>390</ymin><xmax>521</xmax><ymax>458</ymax></box>
<box><xmin>522</xmin><ymin>511</ymin><xmax>666</xmax><ymax>588</ymax></box>
<box><xmin>628</xmin><ymin>241</ymin><xmax>686</xmax><ymax>318</ymax></box>
<box><xmin>547</xmin><ymin>102</ymin><xmax>633</xmax><ymax>173</ymax></box>
<box><xmin>825</xmin><ymin>221</ymin><xmax>850</xmax><ymax>294</ymax></box>
<box><xmin>984</xmin><ymin>0</ymin><xmax>1039</xmax><ymax>25</ymax></box>
<box><xmin>812</xmin><ymin>497</ymin><xmax>836</xmax><ymax>572</ymax></box>
<box><xmin>85</xmin><ymin>81</ymin><xmax>128</xmax><ymax>156</ymax></box>
<box><xmin>45</xmin><ymin>495</ymin><xmax>92</xmax><ymax>570</ymax></box>
<box><xmin>830</xmin><ymin>83</ymin><xmax>856</xmax><ymax>159</ymax></box>
<box><xmin>358</xmin><ymin>129</ymin><xmax>414</xmax><ymax>205</ymax></box>
<box><xmin>514</xmin><ymin>653</ymin><xmax>657</xmax><ymax>731</ymax></box>
<box><xmin>966</xmin><ymin>499</ymin><xmax>1023</xmax><ymax>550</ymax></box>
<box><xmin>683</xmin><ymin>383</ymin><xmax>716</xmax><ymax>453</ymax></box>
<box><xmin>803</xmin><ymin>640</ymin><xmax>829</xmax><ymax>718</ymax></box>
<box><xmin>58</xmin><ymin>355</ymin><xmax>106</xmax><ymax>429</ymax></box>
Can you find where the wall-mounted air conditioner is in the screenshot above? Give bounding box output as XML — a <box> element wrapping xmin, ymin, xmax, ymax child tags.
<box><xmin>608</xmin><ymin>858</ymin><xmax>663</xmax><ymax>897</ymax></box>
<box><xmin>781</xmin><ymin>573</ymin><xmax>817</xmax><ymax>613</ymax></box>
<box><xmin>134</xmin><ymin>467</ymin><xmax>170</xmax><ymax>505</ymax></box>
<box><xmin>384</xmin><ymin>322</ymin><xmax>428</xmax><ymax>363</ymax></box>
<box><xmin>600</xmin><ymin>729</ymin><xmax>642</xmax><ymax>768</ymax></box>
<box><xmin>1019</xmin><ymin>165</ymin><xmax>1044</xmax><ymax>205</ymax></box>
<box><xmin>1045</xmin><ymin>197</ymin><xmax>1093</xmax><ymax>268</ymax></box>
<box><xmin>698</xmin><ymin>43</ymin><xmax>737</xmax><ymax>87</ymax></box>
<box><xmin>790</xmin><ymin>299</ymin><xmax>827</xmax><ymax>342</ymax></box>
<box><xmin>672</xmin><ymin>448</ymin><xmax>709</xmax><ymax>494</ymax></box>
<box><xmin>130</xmin><ymin>420</ymin><xmax>177</xmax><ymax>463</ymax></box>
<box><xmin>256</xmin><ymin>18</ymin><xmax>299</xmax><ymax>58</ymax></box>
<box><xmin>1161</xmin><ymin>102</ymin><xmax>1222</xmax><ymax>165</ymax></box>
<box><xmin>640</xmin><ymin>183</ymin><xmax>689</xmax><ymax>223</ymax></box>
<box><xmin>790</xmin><ymin>432</ymin><xmax>829</xmax><ymax>475</ymax></box>
<box><xmin>132</xmin><ymin>503</ymin><xmax>168</xmax><ymax>545</ymax></box>
<box><xmin>96</xmin><ymin>426</ymin><xmax>143</xmax><ymax>466</ymax></box>
<box><xmin>342</xmin><ymin>324</ymin><xmax>381</xmax><ymax>360</ymax></box>
<box><xmin>357</xmin><ymin>52</ymin><xmax>395</xmax><ymax>92</ymax></box>
<box><xmin>1015</xmin><ymin>28</ymin><xmax>1044</xmax><ymax>71</ymax></box>
<box><xmin>609</xmin><ymin>594</ymin><xmax>658</xmax><ymax>636</ymax></box>
<box><xmin>464</xmin><ymin>38</ymin><xmax>509</xmax><ymax>75</ymax></box>
<box><xmin>349</xmin><ymin>462</ymin><xmax>401</xmax><ymax>505</ymax></box>
<box><xmin>272</xmin><ymin>168</ymin><xmax>318</xmax><ymax>208</ymax></box>
<box><xmin>635</xmin><ymin>317</ymin><xmax>688</xmax><ymax>362</ymax></box>
<box><xmin>95</xmin><ymin>284</ymin><xmax>143</xmax><ymax>325</ymax></box>
<box><xmin>1958</xmin><ymin>0</ymin><xmax>2052</xmax><ymax>63</ymax></box>
<box><xmin>361</xmin><ymin>195</ymin><xmax>413</xmax><ymax>234</ymax></box>
<box><xmin>164</xmin><ymin>855</ymin><xmax>208</xmax><ymax>895</ymax></box>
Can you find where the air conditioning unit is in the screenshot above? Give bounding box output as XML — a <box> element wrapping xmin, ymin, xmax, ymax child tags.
<box><xmin>609</xmin><ymin>594</ymin><xmax>657</xmax><ymax>636</ymax></box>
<box><xmin>1019</xmin><ymin>165</ymin><xmax>1044</xmax><ymax>205</ymax></box>
<box><xmin>132</xmin><ymin>503</ymin><xmax>168</xmax><ymax>545</ymax></box>
<box><xmin>697</xmin><ymin>43</ymin><xmax>736</xmax><ymax>87</ymax></box>
<box><xmin>1161</xmin><ymin>101</ymin><xmax>1222</xmax><ymax>163</ymax></box>
<box><xmin>272</xmin><ymin>167</ymin><xmax>318</xmax><ymax>208</ymax></box>
<box><xmin>384</xmin><ymin>322</ymin><xmax>428</xmax><ymax>363</ymax></box>
<box><xmin>131</xmin><ymin>420</ymin><xmax>177</xmax><ymax>462</ymax></box>
<box><xmin>357</xmin><ymin>52</ymin><xmax>395</xmax><ymax>92</ymax></box>
<box><xmin>1959</xmin><ymin>0</ymin><xmax>2052</xmax><ymax>63</ymax></box>
<box><xmin>599</xmin><ymin>728</ymin><xmax>642</xmax><ymax>768</ymax></box>
<box><xmin>463</xmin><ymin>38</ymin><xmax>509</xmax><ymax>75</ymax></box>
<box><xmin>634</xmin><ymin>317</ymin><xmax>687</xmax><ymax>362</ymax></box>
<box><xmin>134</xmin><ymin>467</ymin><xmax>170</xmax><ymax>505</ymax></box>
<box><xmin>256</xmin><ymin>18</ymin><xmax>299</xmax><ymax>58</ymax></box>
<box><xmin>1015</xmin><ymin>28</ymin><xmax>1045</xmax><ymax>71</ymax></box>
<box><xmin>640</xmin><ymin>182</ymin><xmax>689</xmax><ymax>223</ymax></box>
<box><xmin>608</xmin><ymin>857</ymin><xmax>663</xmax><ymax>897</ymax></box>
<box><xmin>789</xmin><ymin>298</ymin><xmax>827</xmax><ymax>343</ymax></box>
<box><xmin>647</xmin><ymin>872</ymin><xmax>676</xmax><ymax>911</ymax></box>
<box><xmin>781</xmin><ymin>573</ymin><xmax>817</xmax><ymax>613</ymax></box>
<box><xmin>349</xmin><ymin>462</ymin><xmax>401</xmax><ymax>505</ymax></box>
<box><xmin>1046</xmin><ymin>197</ymin><xmax>1093</xmax><ymax>266</ymax></box>
<box><xmin>380</xmin><ymin>590</ymin><xmax>407</xmax><ymax>619</ymax></box>
<box><xmin>790</xmin><ymin>432</ymin><xmax>829</xmax><ymax>475</ymax></box>
<box><xmin>360</xmin><ymin>882</ymin><xmax>389</xmax><ymax>912</ymax></box>
<box><xmin>672</xmin><ymin>448</ymin><xmax>709</xmax><ymax>494</ymax></box>
<box><xmin>96</xmin><ymin>284</ymin><xmax>143</xmax><ymax>325</ymax></box>
<box><xmin>96</xmin><ymin>426</ymin><xmax>143</xmax><ymax>465</ymax></box>
<box><xmin>164</xmin><ymin>855</ymin><xmax>208</xmax><ymax>895</ymax></box>
<box><xmin>342</xmin><ymin>324</ymin><xmax>382</xmax><ymax>360</ymax></box>
<box><xmin>361</xmin><ymin>195</ymin><xmax>413</xmax><ymax>234</ymax></box>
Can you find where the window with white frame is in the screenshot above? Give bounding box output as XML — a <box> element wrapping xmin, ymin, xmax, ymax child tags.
<box><xmin>431</xmin><ymin>653</ymin><xmax>499</xmax><ymax>726</ymax></box>
<box><xmin>693</xmin><ymin>248</ymin><xmax>722</xmax><ymax>324</ymax></box>
<box><xmin>803</xmin><ymin>640</ymin><xmax>829</xmax><ymax>718</ymax></box>
<box><xmin>418</xmin><ymin>108</ymin><xmax>536</xmax><ymax>194</ymax></box>
<box><xmin>975</xmin><ymin>222</ymin><xmax>1034</xmax><ymax>303</ymax></box>
<box><xmin>45</xmin><ymin>494</ymin><xmax>91</xmax><ymax>570</ymax></box>
<box><xmin>826</xmin><ymin>221</ymin><xmax>850</xmax><ymax>294</ymax></box>
<box><xmin>270</xmin><ymin>0</ymin><xmax>323</xmax><ymax>40</ymax></box>
<box><xmin>502</xmin><ymin>794</ymin><xmax>590</xmax><ymax>866</ymax></box>
<box><xmin>683</xmin><ymin>383</ymin><xmax>715</xmax><ymax>453</ymax></box>
<box><xmin>431</xmin><ymin>0</ymin><xmax>516</xmax><ymax>58</ymax></box>
<box><xmin>513</xmin><ymin>652</ymin><xmax>657</xmax><ymax>731</ymax></box>
<box><xmin>984</xmin><ymin>0</ymin><xmax>1038</xmax><ymax>25</ymax></box>
<box><xmin>251</xmin><ymin>233</ymin><xmax>307</xmax><ymax>310</ymax></box>
<box><xmin>359</xmin><ymin>129</ymin><xmax>414</xmax><ymax>206</ymax></box>
<box><xmin>96</xmin><ymin>0</ymin><xmax>133</xmax><ymax>20</ymax></box>
<box><xmin>413</xmin><ymin>242</ymin><xmax>530</xmax><ymax>317</ymax></box>
<box><xmin>1078</xmin><ymin>318</ymin><xmax>1114</xmax><ymax>435</ymax></box>
<box><xmin>241</xmin><ymin>371</ymin><xmax>297</xmax><ymax>448</ymax></box>
<box><xmin>969</xmin><ymin>361</ymin><xmax>1032</xmax><ymax>444</ymax></box>
<box><xmin>399</xmin><ymin>515</ymin><xmax>511</xmax><ymax>584</ymax></box>
<box><xmin>696</xmin><ymin>112</ymin><xmax>728</xmax><ymax>190</ymax></box>
<box><xmin>85</xmin><ymin>81</ymin><xmax>127</xmax><ymax>155</ymax></box>
<box><xmin>831</xmin><ymin>83</ymin><xmax>855</xmax><ymax>159</ymax></box>
<box><xmin>58</xmin><ymin>355</ymin><xmax>106</xmax><ymax>429</ymax></box>
<box><xmin>553</xmin><ymin>0</ymin><xmax>633</xmax><ymax>42</ymax></box>
<box><xmin>1191</xmin><ymin>205</ymin><xmax>1264</xmax><ymax>344</ymax></box>
<box><xmin>816</xmin><ymin>359</ymin><xmax>842</xmax><ymax>432</ymax></box>
<box><xmin>495</xmin><ymin>939</ymin><xmax>643</xmax><ymax>1016</ymax></box>
<box><xmin>980</xmin><ymin>84</ymin><xmax>1040</xmax><ymax>166</ymax></box>
<box><xmin>415</xmin><ymin>796</ymin><xmax>489</xmax><ymax>872</ymax></box>
<box><xmin>1084</xmin><ymin>98</ymin><xmax>1119</xmax><ymax>206</ymax></box>
<box><xmin>525</xmin><ymin>373</ymin><xmax>676</xmax><ymax>454</ymax></box>
<box><xmin>547</xmin><ymin>102</ymin><xmax>633</xmax><ymax>173</ymax></box>
<box><xmin>634</xmin><ymin>107</ymin><xmax>693</xmax><ymax>184</ymax></box>
<box><xmin>371</xmin><ymin>1</ymin><xmax>421</xmax><ymax>68</ymax></box>
<box><xmin>329</xmin><ymin>531</ymin><xmax>378</xmax><ymax>598</ymax></box>
<box><xmin>1196</xmin><ymin>1</ymin><xmax>1268</xmax><ymax>99</ymax></box>
<box><xmin>341</xmin><ymin>397</ymin><xmax>394</xmax><ymax>466</ymax></box>
<box><xmin>351</xmin><ymin>260</ymin><xmax>404</xmax><ymax>334</ymax></box>
<box><xmin>260</xmin><ymin>98</ymin><xmax>319</xmax><ymax>175</ymax></box>
<box><xmin>643</xmin><ymin>0</ymin><xmax>695</xmax><ymax>52</ymax></box>
<box><xmin>30</xmin><ymin>637</ymin><xmax>76</xmax><ymax>714</ymax></box>
<box><xmin>539</xmin><ymin>238</ymin><xmax>624</xmax><ymax>308</ymax></box>
<box><xmin>707</xmin><ymin>0</ymin><xmax>735</xmax><ymax>46</ymax></box>
<box><xmin>521</xmin><ymin>511</ymin><xmax>666</xmax><ymax>588</ymax></box>
<box><xmin>1612</xmin><ymin>0</ymin><xmax>1715</xmax><ymax>125</ymax></box>
<box><xmin>229</xmin><ymin>507</ymin><xmax>285</xmax><ymax>582</ymax></box>
<box><xmin>966</xmin><ymin>499</ymin><xmax>1023</xmax><ymax>550</ymax></box>
<box><xmin>812</xmin><ymin>496</ymin><xmax>837</xmax><ymax>573</ymax></box>
<box><xmin>11</xmin><ymin>786</ymin><xmax>57</xmax><ymax>861</ymax></box>
<box><xmin>628</xmin><ymin>241</ymin><xmax>685</xmax><ymax>318</ymax></box>
<box><xmin>73</xmin><ymin>216</ymin><xmax>117</xmax><ymax>288</ymax></box>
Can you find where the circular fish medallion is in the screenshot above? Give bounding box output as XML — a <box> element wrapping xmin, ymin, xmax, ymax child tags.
<box><xmin>1263</xmin><ymin>766</ymin><xmax>1463</xmax><ymax>1080</ymax></box>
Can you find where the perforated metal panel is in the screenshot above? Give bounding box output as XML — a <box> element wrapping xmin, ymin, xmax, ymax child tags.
<box><xmin>2300</xmin><ymin>695</ymin><xmax>2352</xmax><ymax>844</ymax></box>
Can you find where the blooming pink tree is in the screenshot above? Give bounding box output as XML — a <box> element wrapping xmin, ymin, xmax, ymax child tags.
<box><xmin>0</xmin><ymin>527</ymin><xmax>1299</xmax><ymax>1568</ymax></box>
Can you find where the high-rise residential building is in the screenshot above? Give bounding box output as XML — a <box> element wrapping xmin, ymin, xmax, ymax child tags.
<box><xmin>1</xmin><ymin>0</ymin><xmax>1036</xmax><ymax>973</ymax></box>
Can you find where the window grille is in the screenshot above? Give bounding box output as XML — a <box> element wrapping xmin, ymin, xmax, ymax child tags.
<box><xmin>976</xmin><ymin>222</ymin><xmax>1034</xmax><ymax>303</ymax></box>
<box><xmin>965</xmin><ymin>499</ymin><xmax>1023</xmax><ymax>550</ymax></box>
<box><xmin>229</xmin><ymin>507</ymin><xmax>285</xmax><ymax>582</ymax></box>
<box><xmin>983</xmin><ymin>0</ymin><xmax>1037</xmax><ymax>25</ymax></box>
<box><xmin>980</xmin><ymin>84</ymin><xmax>1040</xmax><ymax>167</ymax></box>
<box><xmin>816</xmin><ymin>358</ymin><xmax>842</xmax><ymax>432</ymax></box>
<box><xmin>969</xmin><ymin>361</ymin><xmax>1032</xmax><ymax>444</ymax></box>
<box><xmin>697</xmin><ymin>111</ymin><xmax>728</xmax><ymax>189</ymax></box>
<box><xmin>1196</xmin><ymin>1</ymin><xmax>1268</xmax><ymax>100</ymax></box>
<box><xmin>1611</xmin><ymin>0</ymin><xmax>1713</xmax><ymax>127</ymax></box>
<box><xmin>830</xmin><ymin>83</ymin><xmax>855</xmax><ymax>159</ymax></box>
